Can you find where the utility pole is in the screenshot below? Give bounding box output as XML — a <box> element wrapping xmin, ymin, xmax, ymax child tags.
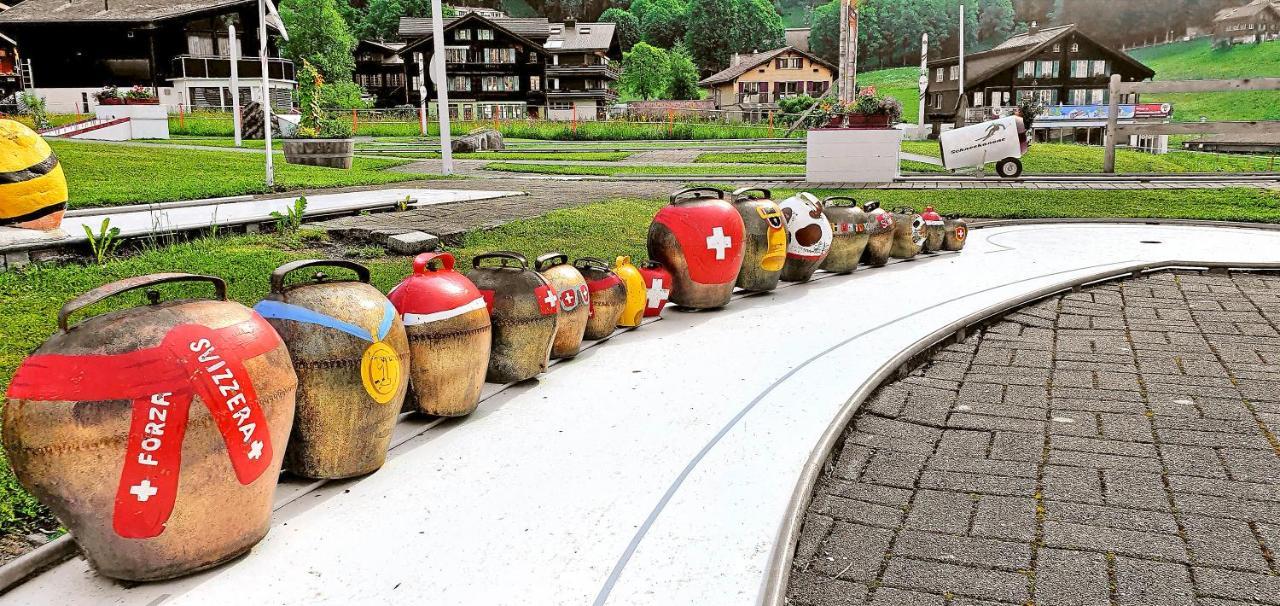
<box><xmin>958</xmin><ymin>4</ymin><xmax>966</xmax><ymax>103</ymax></box>
<box><xmin>918</xmin><ymin>32</ymin><xmax>928</xmax><ymax>128</ymax></box>
<box><xmin>230</xmin><ymin>22</ymin><xmax>242</xmax><ymax>147</ymax></box>
<box><xmin>259</xmin><ymin>0</ymin><xmax>274</xmax><ymax>187</ymax></box>
<box><xmin>430</xmin><ymin>0</ymin><xmax>454</xmax><ymax>176</ymax></box>
<box><xmin>837</xmin><ymin>0</ymin><xmax>859</xmax><ymax>103</ymax></box>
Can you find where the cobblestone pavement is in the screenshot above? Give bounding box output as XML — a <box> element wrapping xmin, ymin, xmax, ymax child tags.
<box><xmin>788</xmin><ymin>270</ymin><xmax>1280</xmax><ymax>606</ymax></box>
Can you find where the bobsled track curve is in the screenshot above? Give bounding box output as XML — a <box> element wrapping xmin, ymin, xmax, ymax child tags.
<box><xmin>4</xmin><ymin>222</ymin><xmax>1280</xmax><ymax>605</ymax></box>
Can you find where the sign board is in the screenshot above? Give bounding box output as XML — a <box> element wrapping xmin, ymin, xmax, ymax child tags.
<box><xmin>1038</xmin><ymin>104</ymin><xmax>1173</xmax><ymax>123</ymax></box>
<box><xmin>939</xmin><ymin>116</ymin><xmax>1027</xmax><ymax>170</ymax></box>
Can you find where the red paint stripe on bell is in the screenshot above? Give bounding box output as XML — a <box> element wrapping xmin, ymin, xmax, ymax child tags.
<box><xmin>479</xmin><ymin>289</ymin><xmax>495</xmax><ymax>314</ymax></box>
<box><xmin>586</xmin><ymin>275</ymin><xmax>623</xmax><ymax>292</ymax></box>
<box><xmin>7</xmin><ymin>315</ymin><xmax>281</xmax><ymax>538</ymax></box>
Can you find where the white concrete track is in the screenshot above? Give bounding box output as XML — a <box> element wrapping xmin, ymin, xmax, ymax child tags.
<box><xmin>7</xmin><ymin>224</ymin><xmax>1280</xmax><ymax>605</ymax></box>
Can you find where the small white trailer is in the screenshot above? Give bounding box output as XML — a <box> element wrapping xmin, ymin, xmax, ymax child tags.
<box><xmin>938</xmin><ymin>115</ymin><xmax>1030</xmax><ymax>178</ymax></box>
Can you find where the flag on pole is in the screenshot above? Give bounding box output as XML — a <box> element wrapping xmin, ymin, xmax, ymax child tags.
<box><xmin>263</xmin><ymin>0</ymin><xmax>289</xmax><ymax>41</ymax></box>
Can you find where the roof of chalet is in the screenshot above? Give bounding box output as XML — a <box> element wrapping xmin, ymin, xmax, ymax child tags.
<box><xmin>399</xmin><ymin>12</ymin><xmax>547</xmax><ymax>56</ymax></box>
<box><xmin>1214</xmin><ymin>0</ymin><xmax>1280</xmax><ymax>21</ymax></box>
<box><xmin>0</xmin><ymin>0</ymin><xmax>250</xmax><ymax>23</ymax></box>
<box><xmin>399</xmin><ymin>15</ymin><xmax>550</xmax><ymax>40</ymax></box>
<box><xmin>545</xmin><ymin>21</ymin><xmax>615</xmax><ymax>52</ymax></box>
<box><xmin>927</xmin><ymin>24</ymin><xmax>1155</xmax><ymax>85</ymax></box>
<box><xmin>360</xmin><ymin>39</ymin><xmax>405</xmax><ymax>54</ymax></box>
<box><xmin>697</xmin><ymin>46</ymin><xmax>836</xmax><ymax>86</ymax></box>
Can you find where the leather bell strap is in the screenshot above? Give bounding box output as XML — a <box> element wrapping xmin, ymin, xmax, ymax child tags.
<box><xmin>7</xmin><ymin>315</ymin><xmax>281</xmax><ymax>539</ymax></box>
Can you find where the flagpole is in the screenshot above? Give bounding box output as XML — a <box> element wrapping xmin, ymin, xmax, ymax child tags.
<box><xmin>918</xmin><ymin>32</ymin><xmax>928</xmax><ymax>128</ymax></box>
<box><xmin>230</xmin><ymin>22</ymin><xmax>242</xmax><ymax>147</ymax></box>
<box><xmin>259</xmin><ymin>0</ymin><xmax>274</xmax><ymax>187</ymax></box>
<box><xmin>430</xmin><ymin>0</ymin><xmax>453</xmax><ymax>175</ymax></box>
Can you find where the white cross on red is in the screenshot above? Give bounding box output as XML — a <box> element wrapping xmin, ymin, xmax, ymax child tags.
<box><xmin>248</xmin><ymin>440</ymin><xmax>264</xmax><ymax>461</ymax></box>
<box><xmin>543</xmin><ymin>289</ymin><xmax>559</xmax><ymax>309</ymax></box>
<box><xmin>646</xmin><ymin>279</ymin><xmax>670</xmax><ymax>309</ymax></box>
<box><xmin>705</xmin><ymin>226</ymin><xmax>732</xmax><ymax>260</ymax></box>
<box><xmin>129</xmin><ymin>479</ymin><xmax>159</xmax><ymax>502</ymax></box>
<box><xmin>560</xmin><ymin>289</ymin><xmax>577</xmax><ymax>308</ymax></box>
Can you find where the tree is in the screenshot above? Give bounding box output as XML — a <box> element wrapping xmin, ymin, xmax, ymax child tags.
<box><xmin>351</xmin><ymin>0</ymin><xmax>455</xmax><ymax>41</ymax></box>
<box><xmin>641</xmin><ymin>0</ymin><xmax>687</xmax><ymax>47</ymax></box>
<box><xmin>666</xmin><ymin>43</ymin><xmax>701</xmax><ymax>99</ymax></box>
<box><xmin>600</xmin><ymin>8</ymin><xmax>642</xmax><ymax>52</ymax></box>
<box><xmin>808</xmin><ymin>0</ymin><xmax>840</xmax><ymax>66</ymax></box>
<box><xmin>732</xmin><ymin>0</ymin><xmax>785</xmax><ymax>54</ymax></box>
<box><xmin>279</xmin><ymin>0</ymin><xmax>358</xmax><ymax>82</ymax></box>
<box><xmin>621</xmin><ymin>42</ymin><xmax>671</xmax><ymax>99</ymax></box>
<box><xmin>685</xmin><ymin>0</ymin><xmax>740</xmax><ymax>73</ymax></box>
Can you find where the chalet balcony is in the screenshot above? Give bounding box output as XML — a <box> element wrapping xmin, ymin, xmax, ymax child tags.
<box><xmin>170</xmin><ymin>55</ymin><xmax>296</xmax><ymax>82</ymax></box>
<box><xmin>546</xmin><ymin>88</ymin><xmax>619</xmax><ymax>101</ymax></box>
<box><xmin>545</xmin><ymin>62</ymin><xmax>620</xmax><ymax>80</ymax></box>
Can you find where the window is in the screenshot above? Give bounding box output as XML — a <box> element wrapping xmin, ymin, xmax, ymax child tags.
<box><xmin>949</xmin><ymin>65</ymin><xmax>960</xmax><ymax>80</ymax></box>
<box><xmin>481</xmin><ymin>75</ymin><xmax>518</xmax><ymax>91</ymax></box>
<box><xmin>549</xmin><ymin>78</ymin><xmax>560</xmax><ymax>90</ymax></box>
<box><xmin>1052</xmin><ymin>44</ymin><xmax>1061</xmax><ymax>52</ymax></box>
<box><xmin>477</xmin><ymin>28</ymin><xmax>493</xmax><ymax>40</ymax></box>
<box><xmin>775</xmin><ymin>57</ymin><xmax>802</xmax><ymax>69</ymax></box>
<box><xmin>1019</xmin><ymin>60</ymin><xmax>1035</xmax><ymax>78</ymax></box>
<box><xmin>386</xmin><ymin>72</ymin><xmax>404</xmax><ymax>87</ymax></box>
<box><xmin>549</xmin><ymin>101</ymin><xmax>572</xmax><ymax>110</ymax></box>
<box><xmin>933</xmin><ymin>94</ymin><xmax>942</xmax><ymax>109</ymax></box>
<box><xmin>1090</xmin><ymin>88</ymin><xmax>1106</xmax><ymax>105</ymax></box>
<box><xmin>481</xmin><ymin>47</ymin><xmax>516</xmax><ymax>63</ymax></box>
<box><xmin>187</xmin><ymin>34</ymin><xmax>215</xmax><ymax>56</ymax></box>
<box><xmin>1037</xmin><ymin>60</ymin><xmax>1059</xmax><ymax>78</ymax></box>
<box><xmin>448</xmin><ymin>76</ymin><xmax>471</xmax><ymax>91</ymax></box>
<box><xmin>529</xmin><ymin>76</ymin><xmax>541</xmax><ymax>91</ymax></box>
<box><xmin>445</xmin><ymin>47</ymin><xmax>468</xmax><ymax>64</ymax></box>
<box><xmin>936</xmin><ymin>68</ymin><xmax>944</xmax><ymax>83</ymax></box>
<box><xmin>455</xmin><ymin>29</ymin><xmax>471</xmax><ymax>41</ymax></box>
<box><xmin>1090</xmin><ymin>60</ymin><xmax>1109</xmax><ymax>77</ymax></box>
<box><xmin>528</xmin><ymin>52</ymin><xmax>538</xmax><ymax>63</ymax></box>
<box><xmin>1070</xmin><ymin>59</ymin><xmax>1089</xmax><ymax>78</ymax></box>
<box><xmin>973</xmin><ymin>91</ymin><xmax>984</xmax><ymax>106</ymax></box>
<box><xmin>776</xmin><ymin>81</ymin><xmax>802</xmax><ymax>96</ymax></box>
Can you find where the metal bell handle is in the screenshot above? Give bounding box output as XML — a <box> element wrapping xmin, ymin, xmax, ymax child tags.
<box><xmin>59</xmin><ymin>273</ymin><xmax>227</xmax><ymax>333</ymax></box>
<box><xmin>572</xmin><ymin>256</ymin><xmax>611</xmax><ymax>272</ymax></box>
<box><xmin>638</xmin><ymin>259</ymin><xmax>665</xmax><ymax>270</ymax></box>
<box><xmin>823</xmin><ymin>196</ymin><xmax>861</xmax><ymax>209</ymax></box>
<box><xmin>669</xmin><ymin>187</ymin><xmax>725</xmax><ymax>204</ymax></box>
<box><xmin>864</xmin><ymin>201</ymin><xmax>882</xmax><ymax>212</ymax></box>
<box><xmin>472</xmin><ymin>251</ymin><xmax>528</xmax><ymax>270</ymax></box>
<box><xmin>413</xmin><ymin>251</ymin><xmax>455</xmax><ymax>274</ymax></box>
<box><xmin>731</xmin><ymin>187</ymin><xmax>772</xmax><ymax>201</ymax></box>
<box><xmin>270</xmin><ymin>259</ymin><xmax>371</xmax><ymax>293</ymax></box>
<box><xmin>534</xmin><ymin>252</ymin><xmax>570</xmax><ymax>272</ymax></box>
<box><xmin>892</xmin><ymin>206</ymin><xmax>918</xmax><ymax>215</ymax></box>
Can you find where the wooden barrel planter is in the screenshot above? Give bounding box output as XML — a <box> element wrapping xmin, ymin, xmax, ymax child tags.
<box><xmin>283</xmin><ymin>138</ymin><xmax>355</xmax><ymax>169</ymax></box>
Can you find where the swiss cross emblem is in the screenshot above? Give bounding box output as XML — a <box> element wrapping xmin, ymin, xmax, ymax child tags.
<box><xmin>705</xmin><ymin>226</ymin><xmax>733</xmax><ymax>260</ymax></box>
<box><xmin>535</xmin><ymin>284</ymin><xmax>559</xmax><ymax>315</ymax></box>
<box><xmin>876</xmin><ymin>214</ymin><xmax>892</xmax><ymax>229</ymax></box>
<box><xmin>954</xmin><ymin>226</ymin><xmax>967</xmax><ymax>241</ymax></box>
<box><xmin>646</xmin><ymin>278</ymin><xmax>670</xmax><ymax>310</ymax></box>
<box><xmin>559</xmin><ymin>287</ymin><xmax>581</xmax><ymax>311</ymax></box>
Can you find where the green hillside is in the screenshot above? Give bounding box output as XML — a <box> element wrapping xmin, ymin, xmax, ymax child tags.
<box><xmin>858</xmin><ymin>67</ymin><xmax>921</xmax><ymax>124</ymax></box>
<box><xmin>1128</xmin><ymin>39</ymin><xmax>1280</xmax><ymax>123</ymax></box>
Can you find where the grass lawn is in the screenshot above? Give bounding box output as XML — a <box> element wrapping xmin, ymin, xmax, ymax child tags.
<box><xmin>1127</xmin><ymin>39</ymin><xmax>1280</xmax><ymax>123</ymax></box>
<box><xmin>483</xmin><ymin>162</ymin><xmax>805</xmax><ymax>177</ymax></box>
<box><xmin>2</xmin><ymin>185</ymin><xmax>1280</xmax><ymax>532</ymax></box>
<box><xmin>53</xmin><ymin>140</ymin><xmax>436</xmax><ymax>208</ymax></box>
<box><xmin>900</xmin><ymin>141</ymin><xmax>1278</xmax><ymax>173</ymax></box>
<box><xmin>858</xmin><ymin>67</ymin><xmax>921</xmax><ymax>127</ymax></box>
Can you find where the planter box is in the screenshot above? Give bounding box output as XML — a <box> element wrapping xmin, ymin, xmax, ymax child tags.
<box><xmin>283</xmin><ymin>138</ymin><xmax>355</xmax><ymax>169</ymax></box>
<box><xmin>845</xmin><ymin>114</ymin><xmax>891</xmax><ymax>129</ymax></box>
<box><xmin>125</xmin><ymin>98</ymin><xmax>160</xmax><ymax>105</ymax></box>
<box><xmin>806</xmin><ymin>128</ymin><xmax>903</xmax><ymax>184</ymax></box>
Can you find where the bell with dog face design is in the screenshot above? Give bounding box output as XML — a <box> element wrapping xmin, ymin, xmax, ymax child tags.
<box><xmin>730</xmin><ymin>187</ymin><xmax>788</xmax><ymax>292</ymax></box>
<box><xmin>819</xmin><ymin>196</ymin><xmax>871</xmax><ymax>274</ymax></box>
<box><xmin>779</xmin><ymin>192</ymin><xmax>833</xmax><ymax>283</ymax></box>
<box><xmin>647</xmin><ymin>187</ymin><xmax>745</xmax><ymax>310</ymax></box>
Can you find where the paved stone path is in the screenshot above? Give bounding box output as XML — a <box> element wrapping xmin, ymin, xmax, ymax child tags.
<box><xmin>788</xmin><ymin>270</ymin><xmax>1280</xmax><ymax>606</ymax></box>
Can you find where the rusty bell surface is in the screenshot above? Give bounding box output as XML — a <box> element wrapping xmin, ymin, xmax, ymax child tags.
<box><xmin>779</xmin><ymin>192</ymin><xmax>833</xmax><ymax>283</ymax></box>
<box><xmin>819</xmin><ymin>196</ymin><xmax>871</xmax><ymax>274</ymax></box>
<box><xmin>3</xmin><ymin>274</ymin><xmax>297</xmax><ymax>581</ymax></box>
<box><xmin>387</xmin><ymin>252</ymin><xmax>492</xmax><ymax>417</ymax></box>
<box><xmin>731</xmin><ymin>187</ymin><xmax>787</xmax><ymax>292</ymax></box>
<box><xmin>861</xmin><ymin>201</ymin><xmax>896</xmax><ymax>267</ymax></box>
<box><xmin>536</xmin><ymin>253</ymin><xmax>590</xmax><ymax>359</ymax></box>
<box><xmin>890</xmin><ymin>207</ymin><xmax>926</xmax><ymax>259</ymax></box>
<box><xmin>467</xmin><ymin>252</ymin><xmax>559</xmax><ymax>383</ymax></box>
<box><xmin>647</xmin><ymin>187</ymin><xmax>745</xmax><ymax>310</ymax></box>
<box><xmin>921</xmin><ymin>206</ymin><xmax>947</xmax><ymax>253</ymax></box>
<box><xmin>943</xmin><ymin>217</ymin><xmax>969</xmax><ymax>251</ymax></box>
<box><xmin>256</xmin><ymin>260</ymin><xmax>409</xmax><ymax>480</ymax></box>
<box><xmin>614</xmin><ymin>256</ymin><xmax>647</xmax><ymax>328</ymax></box>
<box><xmin>576</xmin><ymin>257</ymin><xmax>627</xmax><ymax>340</ymax></box>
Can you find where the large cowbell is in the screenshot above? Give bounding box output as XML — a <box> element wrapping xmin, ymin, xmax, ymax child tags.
<box><xmin>819</xmin><ymin>196</ymin><xmax>871</xmax><ymax>274</ymax></box>
<box><xmin>944</xmin><ymin>217</ymin><xmax>969</xmax><ymax>251</ymax></box>
<box><xmin>920</xmin><ymin>206</ymin><xmax>947</xmax><ymax>253</ymax></box>
<box><xmin>779</xmin><ymin>192</ymin><xmax>833</xmax><ymax>282</ymax></box>
<box><xmin>731</xmin><ymin>187</ymin><xmax>788</xmax><ymax>292</ymax></box>
<box><xmin>890</xmin><ymin>207</ymin><xmax>926</xmax><ymax>259</ymax></box>
<box><xmin>256</xmin><ymin>260</ymin><xmax>409</xmax><ymax>480</ymax></box>
<box><xmin>536</xmin><ymin>253</ymin><xmax>590</xmax><ymax>359</ymax></box>
<box><xmin>647</xmin><ymin>187</ymin><xmax>746</xmax><ymax>310</ymax></box>
<box><xmin>4</xmin><ymin>274</ymin><xmax>298</xmax><ymax>581</ymax></box>
<box><xmin>467</xmin><ymin>252</ymin><xmax>559</xmax><ymax>383</ymax></box>
<box><xmin>861</xmin><ymin>201</ymin><xmax>896</xmax><ymax>267</ymax></box>
<box><xmin>576</xmin><ymin>257</ymin><xmax>628</xmax><ymax>340</ymax></box>
<box><xmin>387</xmin><ymin>252</ymin><xmax>492</xmax><ymax>417</ymax></box>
